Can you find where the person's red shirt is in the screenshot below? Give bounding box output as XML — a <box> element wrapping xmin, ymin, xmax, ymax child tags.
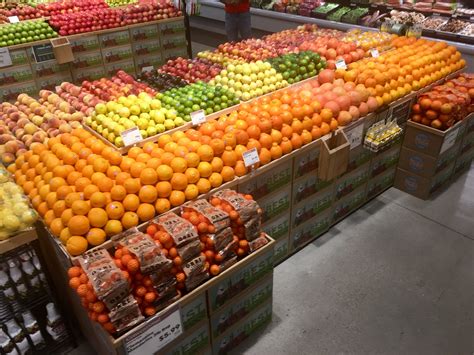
<box><xmin>225</xmin><ymin>0</ymin><xmax>249</xmax><ymax>13</ymax></box>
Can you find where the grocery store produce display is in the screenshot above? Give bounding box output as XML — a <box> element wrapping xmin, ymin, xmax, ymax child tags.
<box><xmin>267</xmin><ymin>51</ymin><xmax>326</xmax><ymax>84</ymax></box>
<box><xmin>0</xmin><ymin>20</ymin><xmax>57</xmax><ymax>47</ymax></box>
<box><xmin>158</xmin><ymin>57</ymin><xmax>223</xmax><ymax>84</ymax></box>
<box><xmin>410</xmin><ymin>73</ymin><xmax>474</xmax><ymax>130</ymax></box>
<box><xmin>137</xmin><ymin>70</ymin><xmax>188</xmax><ymax>92</ymax></box>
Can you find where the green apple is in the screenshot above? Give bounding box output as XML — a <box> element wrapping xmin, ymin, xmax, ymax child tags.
<box><xmin>164</xmin><ymin>119</ymin><xmax>175</xmax><ymax>130</ymax></box>
<box><xmin>156</xmin><ymin>124</ymin><xmax>165</xmax><ymax>133</ymax></box>
<box><xmin>147</xmin><ymin>126</ymin><xmax>157</xmax><ymax>136</ymax></box>
<box><xmin>174</xmin><ymin>117</ymin><xmax>185</xmax><ymax>127</ymax></box>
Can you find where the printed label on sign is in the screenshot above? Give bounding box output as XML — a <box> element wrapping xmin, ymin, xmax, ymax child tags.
<box><xmin>440</xmin><ymin>126</ymin><xmax>459</xmax><ymax>154</ymax></box>
<box><xmin>190</xmin><ymin>110</ymin><xmax>206</xmax><ymax>125</ymax></box>
<box><xmin>345</xmin><ymin>123</ymin><xmax>364</xmax><ymax>149</ymax></box>
<box><xmin>8</xmin><ymin>16</ymin><xmax>19</xmax><ymax>23</ymax></box>
<box><xmin>121</xmin><ymin>127</ymin><xmax>143</xmax><ymax>146</ymax></box>
<box><xmin>141</xmin><ymin>66</ymin><xmax>154</xmax><ymax>73</ymax></box>
<box><xmin>370</xmin><ymin>48</ymin><xmax>379</xmax><ymax>58</ymax></box>
<box><xmin>335</xmin><ymin>58</ymin><xmax>347</xmax><ymax>70</ymax></box>
<box><xmin>124</xmin><ymin>307</ymin><xmax>182</xmax><ymax>355</ymax></box>
<box><xmin>0</xmin><ymin>48</ymin><xmax>12</xmax><ymax>68</ymax></box>
<box><xmin>243</xmin><ymin>148</ymin><xmax>260</xmax><ymax>167</ymax></box>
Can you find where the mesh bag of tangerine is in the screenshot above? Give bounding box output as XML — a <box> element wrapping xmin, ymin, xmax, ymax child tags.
<box><xmin>145</xmin><ymin>211</ymin><xmax>209</xmax><ymax>293</ymax></box>
<box><xmin>68</xmin><ymin>248</ymin><xmax>144</xmax><ymax>335</ymax></box>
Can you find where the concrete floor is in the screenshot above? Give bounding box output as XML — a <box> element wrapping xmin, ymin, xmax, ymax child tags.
<box><xmin>237</xmin><ymin>164</ymin><xmax>474</xmax><ymax>355</ymax></box>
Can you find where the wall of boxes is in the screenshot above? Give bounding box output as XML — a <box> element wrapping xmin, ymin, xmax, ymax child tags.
<box><xmin>0</xmin><ymin>18</ymin><xmax>188</xmax><ymax>102</ymax></box>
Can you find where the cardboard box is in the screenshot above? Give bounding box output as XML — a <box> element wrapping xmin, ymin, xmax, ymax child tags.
<box><xmin>0</xmin><ymin>64</ymin><xmax>33</xmax><ymax>86</ymax></box>
<box><xmin>72</xmin><ymin>66</ymin><xmax>106</xmax><ymax>82</ymax></box>
<box><xmin>9</xmin><ymin>49</ymin><xmax>29</xmax><ymax>66</ymax></box>
<box><xmin>332</xmin><ymin>184</ymin><xmax>367</xmax><ymax>223</ymax></box>
<box><xmin>389</xmin><ymin>94</ymin><xmax>414</xmax><ymax>124</ymax></box>
<box><xmin>32</xmin><ymin>60</ymin><xmax>70</xmax><ymax>78</ymax></box>
<box><xmin>35</xmin><ymin>72</ymin><xmax>72</xmax><ymax>91</ymax></box>
<box><xmin>397</xmin><ymin>142</ymin><xmax>460</xmax><ymax>178</ymax></box>
<box><xmin>370</xmin><ymin>143</ymin><xmax>401</xmax><ymax>178</ymax></box>
<box><xmin>238</xmin><ymin>159</ymin><xmax>292</xmax><ymax>200</ymax></box>
<box><xmin>162</xmin><ymin>33</ymin><xmax>187</xmax><ymax>50</ymax></box>
<box><xmin>453</xmin><ymin>147</ymin><xmax>474</xmax><ymax>177</ymax></box>
<box><xmin>319</xmin><ymin>130</ymin><xmax>350</xmax><ymax>181</ymax></box>
<box><xmin>394</xmin><ymin>162</ymin><xmax>455</xmax><ymax>200</ymax></box>
<box><xmin>132</xmin><ymin>39</ymin><xmax>162</xmax><ymax>57</ymax></box>
<box><xmin>207</xmin><ymin>238</ymin><xmax>274</xmax><ymax>314</ymax></box>
<box><xmin>70</xmin><ymin>35</ymin><xmax>100</xmax><ymax>53</ymax></box>
<box><xmin>210</xmin><ymin>274</ymin><xmax>273</xmax><ymax>339</ymax></box>
<box><xmin>99</xmin><ymin>30</ymin><xmax>130</xmax><ymax>48</ymax></box>
<box><xmin>163</xmin><ymin>47</ymin><xmax>189</xmax><ymax>61</ymax></box>
<box><xmin>160</xmin><ymin>20</ymin><xmax>186</xmax><ymax>35</ymax></box>
<box><xmin>291</xmin><ymin>185</ymin><xmax>334</xmax><ymax>229</ymax></box>
<box><xmin>105</xmin><ymin>60</ymin><xmax>135</xmax><ymax>77</ymax></box>
<box><xmin>291</xmin><ymin>209</ymin><xmax>331</xmax><ymax>251</ymax></box>
<box><xmin>366</xmin><ymin>166</ymin><xmax>396</xmax><ymax>200</ymax></box>
<box><xmin>256</xmin><ymin>186</ymin><xmax>291</xmax><ymax>224</ymax></box>
<box><xmin>211</xmin><ymin>299</ymin><xmax>272</xmax><ymax>355</ymax></box>
<box><xmin>72</xmin><ymin>50</ymin><xmax>103</xmax><ymax>69</ymax></box>
<box><xmin>292</xmin><ymin>173</ymin><xmax>333</xmax><ymax>206</ymax></box>
<box><xmin>292</xmin><ymin>140</ymin><xmax>320</xmax><ymax>179</ymax></box>
<box><xmin>460</xmin><ymin>131</ymin><xmax>474</xmax><ymax>155</ymax></box>
<box><xmin>403</xmin><ymin>119</ymin><xmax>466</xmax><ymax>158</ymax></box>
<box><xmin>273</xmin><ymin>236</ymin><xmax>289</xmax><ymax>265</ymax></box>
<box><xmin>130</xmin><ymin>24</ymin><xmax>160</xmax><ymax>42</ymax></box>
<box><xmin>159</xmin><ymin>319</ymin><xmax>211</xmax><ymax>355</ymax></box>
<box><xmin>465</xmin><ymin>114</ymin><xmax>474</xmax><ymax>135</ymax></box>
<box><xmin>334</xmin><ymin>162</ymin><xmax>370</xmax><ymax>201</ymax></box>
<box><xmin>347</xmin><ymin>145</ymin><xmax>373</xmax><ymax>173</ymax></box>
<box><xmin>135</xmin><ymin>54</ymin><xmax>164</xmax><ymax>73</ymax></box>
<box><xmin>0</xmin><ymin>81</ymin><xmax>36</xmax><ymax>102</ymax></box>
<box><xmin>261</xmin><ymin>213</ymin><xmax>289</xmax><ymax>241</ymax></box>
<box><xmin>101</xmin><ymin>45</ymin><xmax>133</xmax><ymax>64</ymax></box>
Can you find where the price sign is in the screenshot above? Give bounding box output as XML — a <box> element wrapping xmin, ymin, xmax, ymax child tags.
<box><xmin>190</xmin><ymin>109</ymin><xmax>206</xmax><ymax>126</ymax></box>
<box><xmin>32</xmin><ymin>43</ymin><xmax>55</xmax><ymax>63</ymax></box>
<box><xmin>243</xmin><ymin>147</ymin><xmax>260</xmax><ymax>167</ymax></box>
<box><xmin>370</xmin><ymin>48</ymin><xmax>379</xmax><ymax>58</ymax></box>
<box><xmin>8</xmin><ymin>16</ymin><xmax>19</xmax><ymax>23</ymax></box>
<box><xmin>124</xmin><ymin>307</ymin><xmax>182</xmax><ymax>355</ymax></box>
<box><xmin>440</xmin><ymin>126</ymin><xmax>460</xmax><ymax>154</ymax></box>
<box><xmin>0</xmin><ymin>48</ymin><xmax>12</xmax><ymax>68</ymax></box>
<box><xmin>121</xmin><ymin>127</ymin><xmax>143</xmax><ymax>146</ymax></box>
<box><xmin>345</xmin><ymin>122</ymin><xmax>364</xmax><ymax>149</ymax></box>
<box><xmin>141</xmin><ymin>66</ymin><xmax>154</xmax><ymax>73</ymax></box>
<box><xmin>335</xmin><ymin>58</ymin><xmax>347</xmax><ymax>70</ymax></box>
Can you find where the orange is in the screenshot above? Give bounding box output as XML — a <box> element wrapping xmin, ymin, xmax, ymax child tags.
<box><xmin>88</xmin><ymin>208</ymin><xmax>108</xmax><ymax>228</ymax></box>
<box><xmin>91</xmin><ymin>172</ymin><xmax>106</xmax><ymax>185</ymax></box>
<box><xmin>155</xmin><ymin>198</ymin><xmax>171</xmax><ymax>214</ymax></box>
<box><xmin>128</xmin><ymin>146</ymin><xmax>142</xmax><ymax>159</ymax></box>
<box><xmin>221</xmin><ymin>166</ymin><xmax>235</xmax><ymax>182</ymax></box>
<box><xmin>59</xmin><ymin>228</ymin><xmax>71</xmax><ymax>245</ymax></box>
<box><xmin>184</xmin><ymin>152</ymin><xmax>200</xmax><ymax>168</ymax></box>
<box><xmin>138</xmin><ymin>185</ymin><xmax>158</xmax><ymax>203</ymax></box>
<box><xmin>115</xmin><ymin>172</ymin><xmax>131</xmax><ymax>186</ymax></box>
<box><xmin>68</xmin><ymin>215</ymin><xmax>90</xmax><ymax>236</ymax></box>
<box><xmin>72</xmin><ymin>200</ymin><xmax>91</xmax><ymax>216</ymax></box>
<box><xmin>121</xmin><ymin>212</ymin><xmax>139</xmax><ymax>229</ymax></box>
<box><xmin>123</xmin><ymin>194</ymin><xmax>140</xmax><ymax>211</ymax></box>
<box><xmin>170</xmin><ymin>157</ymin><xmax>187</xmax><ymax>173</ymax></box>
<box><xmin>66</xmin><ymin>236</ymin><xmax>88</xmax><ymax>256</ymax></box>
<box><xmin>197</xmin><ymin>162</ymin><xmax>212</xmax><ymax>178</ymax></box>
<box><xmin>67</xmin><ymin>171</ymin><xmax>82</xmax><ymax>185</ymax></box>
<box><xmin>61</xmin><ymin>208</ymin><xmax>74</xmax><ymax>225</ymax></box>
<box><xmin>210</xmin><ymin>157</ymin><xmax>224</xmax><ymax>172</ymax></box>
<box><xmin>184</xmin><ymin>184</ymin><xmax>199</xmax><ymax>200</ymax></box>
<box><xmin>137</xmin><ymin>203</ymin><xmax>155</xmax><ymax>222</ymax></box>
<box><xmin>161</xmin><ymin>152</ymin><xmax>175</xmax><ymax>165</ymax></box>
<box><xmin>90</xmin><ymin>192</ymin><xmax>107</xmax><ymax>208</ymax></box>
<box><xmin>146</xmin><ymin>158</ymin><xmax>163</xmax><ymax>170</ymax></box>
<box><xmin>184</xmin><ymin>168</ymin><xmax>200</xmax><ymax>184</ymax></box>
<box><xmin>196</xmin><ymin>178</ymin><xmax>211</xmax><ymax>194</ymax></box>
<box><xmin>104</xmin><ymin>220</ymin><xmax>123</xmax><ymax>236</ymax></box>
<box><xmin>92</xmin><ymin>158</ymin><xmax>109</xmax><ymax>173</ymax></box>
<box><xmin>44</xmin><ymin>210</ymin><xmax>55</xmax><ymax>226</ymax></box>
<box><xmin>86</xmin><ymin>228</ymin><xmax>106</xmax><ymax>246</ymax></box>
<box><xmin>197</xmin><ymin>145</ymin><xmax>214</xmax><ymax>162</ymax></box>
<box><xmin>173</xmin><ymin>145</ymin><xmax>189</xmax><ymax>158</ymax></box>
<box><xmin>97</xmin><ymin>177</ymin><xmax>113</xmax><ymax>192</ymax></box>
<box><xmin>110</xmin><ymin>185</ymin><xmax>127</xmax><ymax>201</ymax></box>
<box><xmin>45</xmin><ymin>192</ymin><xmax>58</xmax><ymax>209</ymax></box>
<box><xmin>50</xmin><ymin>218</ymin><xmax>64</xmax><ymax>237</ymax></box>
<box><xmin>106</xmin><ymin>202</ymin><xmax>124</xmax><ymax>220</ymax></box>
<box><xmin>75</xmin><ymin>177</ymin><xmax>91</xmax><ymax>192</ymax></box>
<box><xmin>170</xmin><ymin>173</ymin><xmax>188</xmax><ymax>191</ymax></box>
<box><xmin>83</xmin><ymin>185</ymin><xmax>99</xmax><ymax>200</ymax></box>
<box><xmin>65</xmin><ymin>192</ymin><xmax>82</xmax><ymax>208</ymax></box>
<box><xmin>53</xmin><ymin>200</ymin><xmax>67</xmax><ymax>218</ymax></box>
<box><xmin>156</xmin><ymin>181</ymin><xmax>172</xmax><ymax>198</ymax></box>
<box><xmin>130</xmin><ymin>162</ymin><xmax>146</xmax><ymax>178</ymax></box>
<box><xmin>209</xmin><ymin>173</ymin><xmax>223</xmax><ymax>188</ymax></box>
<box><xmin>140</xmin><ymin>168</ymin><xmax>158</xmax><ymax>185</ymax></box>
<box><xmin>169</xmin><ymin>191</ymin><xmax>185</xmax><ymax>207</ymax></box>
<box><xmin>136</xmin><ymin>153</ymin><xmax>151</xmax><ymax>163</ymax></box>
<box><xmin>124</xmin><ymin>178</ymin><xmax>141</xmax><ymax>194</ymax></box>
<box><xmin>156</xmin><ymin>165</ymin><xmax>173</xmax><ymax>181</ymax></box>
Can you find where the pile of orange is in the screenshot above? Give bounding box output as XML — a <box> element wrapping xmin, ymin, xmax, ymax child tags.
<box><xmin>335</xmin><ymin>37</ymin><xmax>465</xmax><ymax>107</ymax></box>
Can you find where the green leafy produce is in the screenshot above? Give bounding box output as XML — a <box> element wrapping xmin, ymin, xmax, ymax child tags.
<box><xmin>327</xmin><ymin>6</ymin><xmax>352</xmax><ymax>21</ymax></box>
<box><xmin>313</xmin><ymin>2</ymin><xmax>339</xmax><ymax>14</ymax></box>
<box><xmin>342</xmin><ymin>7</ymin><xmax>370</xmax><ymax>24</ymax></box>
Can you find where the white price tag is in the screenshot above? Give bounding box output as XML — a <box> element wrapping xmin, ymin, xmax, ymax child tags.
<box><xmin>124</xmin><ymin>307</ymin><xmax>182</xmax><ymax>355</ymax></box>
<box><xmin>335</xmin><ymin>58</ymin><xmax>347</xmax><ymax>70</ymax></box>
<box><xmin>141</xmin><ymin>66</ymin><xmax>154</xmax><ymax>73</ymax></box>
<box><xmin>190</xmin><ymin>109</ymin><xmax>206</xmax><ymax>126</ymax></box>
<box><xmin>345</xmin><ymin>122</ymin><xmax>365</xmax><ymax>149</ymax></box>
<box><xmin>370</xmin><ymin>48</ymin><xmax>379</xmax><ymax>58</ymax></box>
<box><xmin>121</xmin><ymin>127</ymin><xmax>143</xmax><ymax>146</ymax></box>
<box><xmin>440</xmin><ymin>126</ymin><xmax>459</xmax><ymax>154</ymax></box>
<box><xmin>8</xmin><ymin>16</ymin><xmax>19</xmax><ymax>23</ymax></box>
<box><xmin>242</xmin><ymin>147</ymin><xmax>260</xmax><ymax>167</ymax></box>
<box><xmin>0</xmin><ymin>48</ymin><xmax>12</xmax><ymax>68</ymax></box>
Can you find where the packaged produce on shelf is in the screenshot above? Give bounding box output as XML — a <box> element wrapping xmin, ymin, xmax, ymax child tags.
<box><xmin>387</xmin><ymin>10</ymin><xmax>425</xmax><ymax>25</ymax></box>
<box><xmin>439</xmin><ymin>18</ymin><xmax>472</xmax><ymax>34</ymax></box>
<box><xmin>0</xmin><ymin>20</ymin><xmax>57</xmax><ymax>48</ymax></box>
<box><xmin>137</xmin><ymin>70</ymin><xmax>188</xmax><ymax>93</ymax></box>
<box><xmin>327</xmin><ymin>6</ymin><xmax>351</xmax><ymax>22</ymax></box>
<box><xmin>84</xmin><ymin>92</ymin><xmax>185</xmax><ymax>147</ymax></box>
<box><xmin>359</xmin><ymin>10</ymin><xmax>388</xmax><ymax>27</ymax></box>
<box><xmin>158</xmin><ymin>58</ymin><xmax>223</xmax><ymax>84</ymax></box>
<box><xmin>422</xmin><ymin>16</ymin><xmax>448</xmax><ymax>30</ymax></box>
<box><xmin>341</xmin><ymin>7</ymin><xmax>369</xmax><ymax>25</ymax></box>
<box><xmin>410</xmin><ymin>73</ymin><xmax>473</xmax><ymax>131</ymax></box>
<box><xmin>312</xmin><ymin>2</ymin><xmax>339</xmax><ymax>17</ymax></box>
<box><xmin>267</xmin><ymin>51</ymin><xmax>326</xmax><ymax>84</ymax></box>
<box><xmin>209</xmin><ymin>61</ymin><xmax>288</xmax><ymax>101</ymax></box>
<box><xmin>158</xmin><ymin>82</ymin><xmax>239</xmax><ymax>121</ymax></box>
